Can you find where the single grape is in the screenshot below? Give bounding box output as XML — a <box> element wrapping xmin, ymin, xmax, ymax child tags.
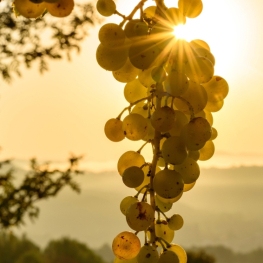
<box><xmin>126</xmin><ymin>202</ymin><xmax>155</xmax><ymax>231</ymax></box>
<box><xmin>14</xmin><ymin>0</ymin><xmax>45</xmax><ymax>18</ymax></box>
<box><xmin>112</xmin><ymin>231</ymin><xmax>141</xmax><ymax>260</ymax></box>
<box><xmin>96</xmin><ymin>0</ymin><xmax>116</xmax><ymax>17</ymax></box>
<box><xmin>137</xmin><ymin>244</ymin><xmax>159</xmax><ymax>263</ymax></box>
<box><xmin>45</xmin><ymin>0</ymin><xmax>74</xmax><ymax>17</ymax></box>
<box><xmin>178</xmin><ymin>0</ymin><xmax>203</xmax><ymax>18</ymax></box>
<box><xmin>122</xmin><ymin>166</ymin><xmax>144</xmax><ymax>188</ymax></box>
<box><xmin>104</xmin><ymin>118</ymin><xmax>125</xmax><ymax>142</ymax></box>
<box><xmin>120</xmin><ymin>196</ymin><xmax>138</xmax><ymax>215</ymax></box>
<box><xmin>168</xmin><ymin>214</ymin><xmax>184</xmax><ymax>231</ymax></box>
<box><xmin>158</xmin><ymin>250</ymin><xmax>179</xmax><ymax>263</ymax></box>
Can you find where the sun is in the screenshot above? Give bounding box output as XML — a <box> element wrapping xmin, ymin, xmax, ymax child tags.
<box><xmin>173</xmin><ymin>24</ymin><xmax>192</xmax><ymax>41</ymax></box>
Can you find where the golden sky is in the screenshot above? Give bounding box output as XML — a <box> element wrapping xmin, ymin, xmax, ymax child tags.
<box><xmin>0</xmin><ymin>0</ymin><xmax>263</xmax><ymax>171</ymax></box>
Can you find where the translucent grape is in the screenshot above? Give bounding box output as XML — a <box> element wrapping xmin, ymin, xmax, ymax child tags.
<box><xmin>199</xmin><ymin>140</ymin><xmax>215</xmax><ymax>161</ymax></box>
<box><xmin>166</xmin><ymin>7</ymin><xmax>186</xmax><ymax>26</ymax></box>
<box><xmin>151</xmin><ymin>106</ymin><xmax>176</xmax><ymax>132</ymax></box>
<box><xmin>184</xmin><ymin>56</ymin><xmax>214</xmax><ymax>84</ymax></box>
<box><xmin>104</xmin><ymin>118</ymin><xmax>125</xmax><ymax>142</ymax></box>
<box><xmin>129</xmin><ymin>40</ymin><xmax>161</xmax><ymax>70</ymax></box>
<box><xmin>122</xmin><ymin>166</ymin><xmax>144</xmax><ymax>188</ymax></box>
<box><xmin>131</xmin><ymin>101</ymin><xmax>149</xmax><ymax>118</ymax></box>
<box><xmin>96</xmin><ymin>43</ymin><xmax>128</xmax><ymax>71</ymax></box>
<box><xmin>158</xmin><ymin>250</ymin><xmax>179</xmax><ymax>263</ymax></box>
<box><xmin>122</xmin><ymin>113</ymin><xmax>148</xmax><ymax>141</ymax></box>
<box><xmin>187</xmin><ymin>150</ymin><xmax>200</xmax><ymax>160</ymax></box>
<box><xmin>161</xmin><ymin>136</ymin><xmax>187</xmax><ymax>165</ymax></box>
<box><xmin>178</xmin><ymin>0</ymin><xmax>203</xmax><ymax>18</ymax></box>
<box><xmin>126</xmin><ymin>202</ymin><xmax>155</xmax><ymax>231</ymax></box>
<box><xmin>99</xmin><ymin>23</ymin><xmax>126</xmax><ymax>47</ymax></box>
<box><xmin>134</xmin><ymin>21</ymin><xmax>149</xmax><ymax>37</ymax></box>
<box><xmin>151</xmin><ymin>66</ymin><xmax>167</xmax><ymax>83</ymax></box>
<box><xmin>96</xmin><ymin>0</ymin><xmax>116</xmax><ymax>17</ymax></box>
<box><xmin>190</xmin><ymin>39</ymin><xmax>210</xmax><ymax>51</ymax></box>
<box><xmin>137</xmin><ymin>245</ymin><xmax>159</xmax><ymax>263</ymax></box>
<box><xmin>138</xmin><ymin>67</ymin><xmax>156</xmax><ymax>88</ymax></box>
<box><xmin>112</xmin><ymin>231</ymin><xmax>141</xmax><ymax>260</ymax></box>
<box><xmin>14</xmin><ymin>0</ymin><xmax>46</xmax><ymax>18</ymax></box>
<box><xmin>124</xmin><ymin>19</ymin><xmax>140</xmax><ymax>39</ymax></box>
<box><xmin>181</xmin><ymin>117</ymin><xmax>212</xmax><ymax>151</ymax></box>
<box><xmin>124</xmin><ymin>79</ymin><xmax>148</xmax><ymax>103</ymax></box>
<box><xmin>153</xmin><ymin>169</ymin><xmax>184</xmax><ymax>199</ymax></box>
<box><xmin>120</xmin><ymin>196</ymin><xmax>138</xmax><ymax>215</ymax></box>
<box><xmin>183</xmin><ymin>181</ymin><xmax>196</xmax><ymax>192</ymax></box>
<box><xmin>155</xmin><ymin>195</ymin><xmax>173</xmax><ymax>212</ymax></box>
<box><xmin>143</xmin><ymin>6</ymin><xmax>156</xmax><ymax>20</ymax></box>
<box><xmin>205</xmin><ymin>99</ymin><xmax>224</xmax><ymax>112</ymax></box>
<box><xmin>202</xmin><ymin>75</ymin><xmax>229</xmax><ymax>102</ymax></box>
<box><xmin>156</xmin><ymin>191</ymin><xmax>183</xmax><ymax>204</ymax></box>
<box><xmin>167</xmin><ymin>244</ymin><xmax>187</xmax><ymax>263</ymax></box>
<box><xmin>164</xmin><ymin>70</ymin><xmax>189</xmax><ymax>96</ymax></box>
<box><xmin>174</xmin><ymin>157</ymin><xmax>200</xmax><ymax>184</ymax></box>
<box><xmin>210</xmin><ymin>127</ymin><xmax>218</xmax><ymax>140</ymax></box>
<box><xmin>168</xmin><ymin>214</ymin><xmax>184</xmax><ymax>231</ymax></box>
<box><xmin>195</xmin><ymin>47</ymin><xmax>215</xmax><ymax>66</ymax></box>
<box><xmin>113</xmin><ymin>58</ymin><xmax>140</xmax><ymax>83</ymax></box>
<box><xmin>117</xmin><ymin>151</ymin><xmax>145</xmax><ymax>175</ymax></box>
<box><xmin>155</xmin><ymin>220</ymin><xmax>175</xmax><ymax>243</ymax></box>
<box><xmin>168</xmin><ymin>110</ymin><xmax>188</xmax><ymax>136</ymax></box>
<box><xmin>173</xmin><ymin>80</ymin><xmax>208</xmax><ymax>114</ymax></box>
<box><xmin>45</xmin><ymin>0</ymin><xmax>74</xmax><ymax>17</ymax></box>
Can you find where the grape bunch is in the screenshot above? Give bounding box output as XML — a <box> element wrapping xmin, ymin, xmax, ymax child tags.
<box><xmin>13</xmin><ymin>0</ymin><xmax>74</xmax><ymax>18</ymax></box>
<box><xmin>97</xmin><ymin>0</ymin><xmax>229</xmax><ymax>262</ymax></box>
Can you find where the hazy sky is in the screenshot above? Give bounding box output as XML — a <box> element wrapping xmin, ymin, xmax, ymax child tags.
<box><xmin>1</xmin><ymin>0</ymin><xmax>263</xmax><ymax>171</ymax></box>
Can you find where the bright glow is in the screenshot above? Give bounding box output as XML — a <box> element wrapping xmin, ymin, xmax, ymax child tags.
<box><xmin>173</xmin><ymin>24</ymin><xmax>193</xmax><ymax>41</ymax></box>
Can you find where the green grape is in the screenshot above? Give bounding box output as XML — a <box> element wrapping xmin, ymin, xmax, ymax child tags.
<box><xmin>181</xmin><ymin>117</ymin><xmax>212</xmax><ymax>151</ymax></box>
<box><xmin>120</xmin><ymin>196</ymin><xmax>138</xmax><ymax>215</ymax></box>
<box><xmin>129</xmin><ymin>40</ymin><xmax>161</xmax><ymax>70</ymax></box>
<box><xmin>153</xmin><ymin>169</ymin><xmax>184</xmax><ymax>199</ymax></box>
<box><xmin>209</xmin><ymin>127</ymin><xmax>218</xmax><ymax>140</ymax></box>
<box><xmin>151</xmin><ymin>66</ymin><xmax>167</xmax><ymax>83</ymax></box>
<box><xmin>124</xmin><ymin>79</ymin><xmax>148</xmax><ymax>103</ymax></box>
<box><xmin>96</xmin><ymin>0</ymin><xmax>116</xmax><ymax>17</ymax></box>
<box><xmin>194</xmin><ymin>47</ymin><xmax>215</xmax><ymax>66</ymax></box>
<box><xmin>138</xmin><ymin>67</ymin><xmax>156</xmax><ymax>88</ymax></box>
<box><xmin>205</xmin><ymin>99</ymin><xmax>224</xmax><ymax>112</ymax></box>
<box><xmin>204</xmin><ymin>109</ymin><xmax>213</xmax><ymax>125</ymax></box>
<box><xmin>187</xmin><ymin>150</ymin><xmax>200</xmax><ymax>160</ymax></box>
<box><xmin>104</xmin><ymin>118</ymin><xmax>125</xmax><ymax>142</ymax></box>
<box><xmin>183</xmin><ymin>181</ymin><xmax>196</xmax><ymax>192</ymax></box>
<box><xmin>137</xmin><ymin>244</ymin><xmax>159</xmax><ymax>263</ymax></box>
<box><xmin>114</xmin><ymin>257</ymin><xmax>138</xmax><ymax>263</ymax></box>
<box><xmin>168</xmin><ymin>214</ymin><xmax>184</xmax><ymax>231</ymax></box>
<box><xmin>166</xmin><ymin>7</ymin><xmax>186</xmax><ymax>26</ymax></box>
<box><xmin>96</xmin><ymin>43</ymin><xmax>128</xmax><ymax>71</ymax></box>
<box><xmin>124</xmin><ymin>19</ymin><xmax>140</xmax><ymax>39</ymax></box>
<box><xmin>45</xmin><ymin>0</ymin><xmax>74</xmax><ymax>17</ymax></box>
<box><xmin>126</xmin><ymin>202</ymin><xmax>155</xmax><ymax>231</ymax></box>
<box><xmin>174</xmin><ymin>157</ymin><xmax>200</xmax><ymax>184</ymax></box>
<box><xmin>122</xmin><ymin>166</ymin><xmax>144</xmax><ymax>188</ymax></box>
<box><xmin>112</xmin><ymin>231</ymin><xmax>141</xmax><ymax>260</ymax></box>
<box><xmin>156</xmin><ymin>191</ymin><xmax>183</xmax><ymax>204</ymax></box>
<box><xmin>158</xmin><ymin>250</ymin><xmax>179</xmax><ymax>263</ymax></box>
<box><xmin>178</xmin><ymin>0</ymin><xmax>203</xmax><ymax>18</ymax></box>
<box><xmin>14</xmin><ymin>0</ymin><xmax>46</xmax><ymax>18</ymax></box>
<box><xmin>117</xmin><ymin>151</ymin><xmax>145</xmax><ymax>175</ymax></box>
<box><xmin>202</xmin><ymin>75</ymin><xmax>229</xmax><ymax>102</ymax></box>
<box><xmin>151</xmin><ymin>106</ymin><xmax>176</xmax><ymax>133</ymax></box>
<box><xmin>131</xmin><ymin>101</ymin><xmax>149</xmax><ymax>118</ymax></box>
<box><xmin>155</xmin><ymin>220</ymin><xmax>175</xmax><ymax>244</ymax></box>
<box><xmin>164</xmin><ymin>70</ymin><xmax>189</xmax><ymax>96</ymax></box>
<box><xmin>134</xmin><ymin>21</ymin><xmax>149</xmax><ymax>37</ymax></box>
<box><xmin>113</xmin><ymin>58</ymin><xmax>141</xmax><ymax>83</ymax></box>
<box><xmin>143</xmin><ymin>118</ymin><xmax>155</xmax><ymax>141</ymax></box>
<box><xmin>184</xmin><ymin>56</ymin><xmax>214</xmax><ymax>84</ymax></box>
<box><xmin>155</xmin><ymin>195</ymin><xmax>173</xmax><ymax>212</ymax></box>
<box><xmin>122</xmin><ymin>113</ymin><xmax>148</xmax><ymax>141</ymax></box>
<box><xmin>190</xmin><ymin>39</ymin><xmax>210</xmax><ymax>51</ymax></box>
<box><xmin>174</xmin><ymin>80</ymin><xmax>208</xmax><ymax>114</ymax></box>
<box><xmin>99</xmin><ymin>23</ymin><xmax>126</xmax><ymax>48</ymax></box>
<box><xmin>135</xmin><ymin>166</ymin><xmax>161</xmax><ymax>194</ymax></box>
<box><xmin>167</xmin><ymin>244</ymin><xmax>187</xmax><ymax>263</ymax></box>
<box><xmin>143</xmin><ymin>6</ymin><xmax>156</xmax><ymax>20</ymax></box>
<box><xmin>168</xmin><ymin>111</ymin><xmax>188</xmax><ymax>136</ymax></box>
<box><xmin>199</xmin><ymin>140</ymin><xmax>215</xmax><ymax>161</ymax></box>
<box><xmin>161</xmin><ymin>136</ymin><xmax>187</xmax><ymax>165</ymax></box>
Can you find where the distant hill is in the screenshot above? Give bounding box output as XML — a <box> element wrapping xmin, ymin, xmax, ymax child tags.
<box><xmin>9</xmin><ymin>164</ymin><xmax>263</xmax><ymax>253</ymax></box>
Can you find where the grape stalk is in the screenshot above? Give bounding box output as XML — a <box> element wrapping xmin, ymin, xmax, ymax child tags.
<box><xmin>97</xmin><ymin>0</ymin><xmax>229</xmax><ymax>262</ymax></box>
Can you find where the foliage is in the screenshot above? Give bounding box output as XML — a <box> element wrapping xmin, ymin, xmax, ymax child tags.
<box><xmin>0</xmin><ymin>0</ymin><xmax>99</xmax><ymax>82</ymax></box>
<box><xmin>0</xmin><ymin>155</ymin><xmax>83</xmax><ymax>228</ymax></box>
<box><xmin>187</xmin><ymin>250</ymin><xmax>216</xmax><ymax>263</ymax></box>
<box><xmin>43</xmin><ymin>237</ymin><xmax>106</xmax><ymax>263</ymax></box>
